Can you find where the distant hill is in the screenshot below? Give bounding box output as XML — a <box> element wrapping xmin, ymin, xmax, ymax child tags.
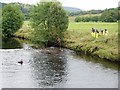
<box><xmin>0</xmin><ymin>2</ymin><xmax>81</xmax><ymax>12</ymax></box>
<box><xmin>63</xmin><ymin>6</ymin><xmax>82</xmax><ymax>12</ymax></box>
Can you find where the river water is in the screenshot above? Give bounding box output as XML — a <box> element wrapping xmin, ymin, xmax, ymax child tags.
<box><xmin>0</xmin><ymin>38</ymin><xmax>118</xmax><ymax>88</ymax></box>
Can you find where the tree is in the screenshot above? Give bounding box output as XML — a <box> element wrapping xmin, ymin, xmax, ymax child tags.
<box><xmin>2</xmin><ymin>4</ymin><xmax>24</xmax><ymax>37</ymax></box>
<box><xmin>30</xmin><ymin>0</ymin><xmax>68</xmax><ymax>46</ymax></box>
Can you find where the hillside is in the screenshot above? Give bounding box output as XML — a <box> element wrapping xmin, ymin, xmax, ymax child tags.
<box><xmin>63</xmin><ymin>6</ymin><xmax>81</xmax><ymax>12</ymax></box>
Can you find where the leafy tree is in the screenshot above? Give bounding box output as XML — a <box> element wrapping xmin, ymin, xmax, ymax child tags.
<box><xmin>2</xmin><ymin>4</ymin><xmax>24</xmax><ymax>37</ymax></box>
<box><xmin>30</xmin><ymin>0</ymin><xmax>68</xmax><ymax>46</ymax></box>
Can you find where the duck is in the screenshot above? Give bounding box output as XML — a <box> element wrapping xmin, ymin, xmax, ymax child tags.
<box><xmin>18</xmin><ymin>60</ymin><xmax>23</xmax><ymax>65</ymax></box>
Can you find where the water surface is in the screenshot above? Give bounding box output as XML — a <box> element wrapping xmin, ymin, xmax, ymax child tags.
<box><xmin>1</xmin><ymin>38</ymin><xmax>118</xmax><ymax>88</ymax></box>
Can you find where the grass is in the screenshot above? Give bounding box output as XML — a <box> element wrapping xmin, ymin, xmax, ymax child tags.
<box><xmin>15</xmin><ymin>20</ymin><xmax>119</xmax><ymax>61</ymax></box>
<box><xmin>68</xmin><ymin>22</ymin><xmax>118</xmax><ymax>31</ymax></box>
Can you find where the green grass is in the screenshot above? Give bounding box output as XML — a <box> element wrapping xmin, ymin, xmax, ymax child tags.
<box><xmin>68</xmin><ymin>22</ymin><xmax>118</xmax><ymax>31</ymax></box>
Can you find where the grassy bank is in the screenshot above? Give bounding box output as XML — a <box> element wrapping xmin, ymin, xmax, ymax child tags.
<box><xmin>64</xmin><ymin>22</ymin><xmax>118</xmax><ymax>61</ymax></box>
<box><xmin>15</xmin><ymin>21</ymin><xmax>119</xmax><ymax>61</ymax></box>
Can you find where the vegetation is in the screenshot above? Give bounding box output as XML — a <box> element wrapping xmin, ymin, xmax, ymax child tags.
<box><xmin>75</xmin><ymin>16</ymin><xmax>101</xmax><ymax>22</ymax></box>
<box><xmin>2</xmin><ymin>2</ymin><xmax>118</xmax><ymax>61</ymax></box>
<box><xmin>68</xmin><ymin>9</ymin><xmax>103</xmax><ymax>16</ymax></box>
<box><xmin>1</xmin><ymin>2</ymin><xmax>32</xmax><ymax>20</ymax></box>
<box><xmin>2</xmin><ymin>4</ymin><xmax>24</xmax><ymax>37</ymax></box>
<box><xmin>14</xmin><ymin>21</ymin><xmax>30</xmax><ymax>39</ymax></box>
<box><xmin>101</xmin><ymin>8</ymin><xmax>118</xmax><ymax>22</ymax></box>
<box><xmin>74</xmin><ymin>8</ymin><xmax>119</xmax><ymax>22</ymax></box>
<box><xmin>30</xmin><ymin>0</ymin><xmax>68</xmax><ymax>46</ymax></box>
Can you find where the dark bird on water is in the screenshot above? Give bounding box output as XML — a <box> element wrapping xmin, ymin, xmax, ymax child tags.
<box><xmin>18</xmin><ymin>60</ymin><xmax>23</xmax><ymax>65</ymax></box>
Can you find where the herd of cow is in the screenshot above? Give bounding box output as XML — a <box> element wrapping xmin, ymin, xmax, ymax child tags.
<box><xmin>91</xmin><ymin>28</ymin><xmax>108</xmax><ymax>38</ymax></box>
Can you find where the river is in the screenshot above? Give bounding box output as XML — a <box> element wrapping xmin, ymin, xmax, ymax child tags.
<box><xmin>0</xmin><ymin>38</ymin><xmax>118</xmax><ymax>88</ymax></box>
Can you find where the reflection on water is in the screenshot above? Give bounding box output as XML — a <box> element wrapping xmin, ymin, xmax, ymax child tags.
<box><xmin>30</xmin><ymin>48</ymin><xmax>67</xmax><ymax>87</ymax></box>
<box><xmin>2</xmin><ymin>38</ymin><xmax>22</xmax><ymax>49</ymax></box>
<box><xmin>1</xmin><ymin>38</ymin><xmax>118</xmax><ymax>88</ymax></box>
<box><xmin>74</xmin><ymin>52</ymin><xmax>119</xmax><ymax>70</ymax></box>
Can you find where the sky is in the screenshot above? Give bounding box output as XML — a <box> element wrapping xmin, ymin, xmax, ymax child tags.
<box><xmin>0</xmin><ymin>0</ymin><xmax>119</xmax><ymax>10</ymax></box>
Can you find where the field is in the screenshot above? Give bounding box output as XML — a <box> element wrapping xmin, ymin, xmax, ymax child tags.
<box><xmin>15</xmin><ymin>20</ymin><xmax>119</xmax><ymax>61</ymax></box>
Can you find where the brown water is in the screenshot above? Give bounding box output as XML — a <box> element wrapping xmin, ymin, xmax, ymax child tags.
<box><xmin>0</xmin><ymin>38</ymin><xmax>118</xmax><ymax>88</ymax></box>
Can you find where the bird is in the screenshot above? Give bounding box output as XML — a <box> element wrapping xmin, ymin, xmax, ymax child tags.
<box><xmin>18</xmin><ymin>60</ymin><xmax>23</xmax><ymax>65</ymax></box>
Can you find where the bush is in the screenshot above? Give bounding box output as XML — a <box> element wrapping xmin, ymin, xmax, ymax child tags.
<box><xmin>74</xmin><ymin>16</ymin><xmax>82</xmax><ymax>22</ymax></box>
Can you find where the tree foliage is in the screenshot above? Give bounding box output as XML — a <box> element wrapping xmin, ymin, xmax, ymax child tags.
<box><xmin>30</xmin><ymin>0</ymin><xmax>68</xmax><ymax>46</ymax></box>
<box><xmin>2</xmin><ymin>4</ymin><xmax>24</xmax><ymax>37</ymax></box>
